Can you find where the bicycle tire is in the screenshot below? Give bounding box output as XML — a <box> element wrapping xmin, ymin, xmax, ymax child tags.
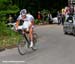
<box><xmin>32</xmin><ymin>33</ymin><xmax>38</xmax><ymax>51</ymax></box>
<box><xmin>17</xmin><ymin>35</ymin><xmax>29</xmax><ymax>55</ymax></box>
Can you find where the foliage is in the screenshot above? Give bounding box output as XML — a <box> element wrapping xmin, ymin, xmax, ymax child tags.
<box><xmin>0</xmin><ymin>0</ymin><xmax>19</xmax><ymax>22</ymax></box>
<box><xmin>0</xmin><ymin>21</ymin><xmax>13</xmax><ymax>36</ymax></box>
<box><xmin>50</xmin><ymin>8</ymin><xmax>57</xmax><ymax>14</ymax></box>
<box><xmin>7</xmin><ymin>5</ymin><xmax>19</xmax><ymax>10</ymax></box>
<box><xmin>40</xmin><ymin>9</ymin><xmax>49</xmax><ymax>22</ymax></box>
<box><xmin>0</xmin><ymin>21</ymin><xmax>21</xmax><ymax>48</ymax></box>
<box><xmin>12</xmin><ymin>0</ymin><xmax>67</xmax><ymax>18</ymax></box>
<box><xmin>0</xmin><ymin>9</ymin><xmax>19</xmax><ymax>15</ymax></box>
<box><xmin>0</xmin><ymin>32</ymin><xmax>21</xmax><ymax>48</ymax></box>
<box><xmin>0</xmin><ymin>0</ymin><xmax>19</xmax><ymax>48</ymax></box>
<box><xmin>0</xmin><ymin>0</ymin><xmax>19</xmax><ymax>15</ymax></box>
<box><xmin>34</xmin><ymin>19</ymin><xmax>40</xmax><ymax>24</ymax></box>
<box><xmin>41</xmin><ymin>9</ymin><xmax>50</xmax><ymax>16</ymax></box>
<box><xmin>0</xmin><ymin>0</ymin><xmax>11</xmax><ymax>10</ymax></box>
<box><xmin>0</xmin><ymin>0</ymin><xmax>10</xmax><ymax>2</ymax></box>
<box><xmin>0</xmin><ymin>21</ymin><xmax>7</xmax><ymax>35</ymax></box>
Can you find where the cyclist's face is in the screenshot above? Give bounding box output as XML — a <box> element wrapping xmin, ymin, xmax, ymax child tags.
<box><xmin>22</xmin><ymin>15</ymin><xmax>26</xmax><ymax>19</ymax></box>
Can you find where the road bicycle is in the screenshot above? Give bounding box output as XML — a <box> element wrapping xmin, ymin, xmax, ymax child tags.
<box><xmin>17</xmin><ymin>29</ymin><xmax>38</xmax><ymax>55</ymax></box>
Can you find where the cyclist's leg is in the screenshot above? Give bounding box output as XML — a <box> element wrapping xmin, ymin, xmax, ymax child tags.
<box><xmin>22</xmin><ymin>21</ymin><xmax>34</xmax><ymax>47</ymax></box>
<box><xmin>29</xmin><ymin>26</ymin><xmax>34</xmax><ymax>47</ymax></box>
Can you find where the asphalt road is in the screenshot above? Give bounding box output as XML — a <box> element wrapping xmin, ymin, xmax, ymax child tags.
<box><xmin>0</xmin><ymin>24</ymin><xmax>75</xmax><ymax>64</ymax></box>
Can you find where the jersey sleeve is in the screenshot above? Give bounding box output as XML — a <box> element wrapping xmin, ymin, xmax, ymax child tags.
<box><xmin>29</xmin><ymin>15</ymin><xmax>34</xmax><ymax>22</ymax></box>
<box><xmin>17</xmin><ymin>15</ymin><xmax>22</xmax><ymax>20</ymax></box>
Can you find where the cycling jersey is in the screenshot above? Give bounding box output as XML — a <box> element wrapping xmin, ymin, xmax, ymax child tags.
<box><xmin>16</xmin><ymin>14</ymin><xmax>34</xmax><ymax>30</ymax></box>
<box><xmin>26</xmin><ymin>13</ymin><xmax>34</xmax><ymax>22</ymax></box>
<box><xmin>17</xmin><ymin>14</ymin><xmax>34</xmax><ymax>22</ymax></box>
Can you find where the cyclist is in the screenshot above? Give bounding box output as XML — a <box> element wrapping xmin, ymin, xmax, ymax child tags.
<box><xmin>16</xmin><ymin>9</ymin><xmax>34</xmax><ymax>47</ymax></box>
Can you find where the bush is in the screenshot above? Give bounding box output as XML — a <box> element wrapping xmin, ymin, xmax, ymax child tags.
<box><xmin>41</xmin><ymin>9</ymin><xmax>50</xmax><ymax>16</ymax></box>
<box><xmin>0</xmin><ymin>32</ymin><xmax>21</xmax><ymax>48</ymax></box>
<box><xmin>0</xmin><ymin>21</ymin><xmax>21</xmax><ymax>48</ymax></box>
<box><xmin>0</xmin><ymin>21</ymin><xmax>7</xmax><ymax>35</ymax></box>
<box><xmin>34</xmin><ymin>19</ymin><xmax>40</xmax><ymax>24</ymax></box>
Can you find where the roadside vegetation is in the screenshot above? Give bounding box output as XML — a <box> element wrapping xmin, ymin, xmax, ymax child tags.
<box><xmin>0</xmin><ymin>0</ymin><xmax>20</xmax><ymax>49</ymax></box>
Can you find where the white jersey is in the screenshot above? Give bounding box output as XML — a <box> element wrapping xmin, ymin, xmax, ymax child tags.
<box><xmin>16</xmin><ymin>14</ymin><xmax>34</xmax><ymax>30</ymax></box>
<box><xmin>17</xmin><ymin>15</ymin><xmax>22</xmax><ymax>20</ymax></box>
<box><xmin>17</xmin><ymin>14</ymin><xmax>34</xmax><ymax>22</ymax></box>
<box><xmin>26</xmin><ymin>13</ymin><xmax>34</xmax><ymax>21</ymax></box>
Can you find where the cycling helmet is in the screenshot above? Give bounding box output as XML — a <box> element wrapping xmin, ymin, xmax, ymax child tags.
<box><xmin>20</xmin><ymin>9</ymin><xmax>27</xmax><ymax>15</ymax></box>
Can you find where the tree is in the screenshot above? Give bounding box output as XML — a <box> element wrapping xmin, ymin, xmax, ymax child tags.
<box><xmin>0</xmin><ymin>0</ymin><xmax>19</xmax><ymax>14</ymax></box>
<box><xmin>0</xmin><ymin>0</ymin><xmax>19</xmax><ymax>21</ymax></box>
<box><xmin>12</xmin><ymin>0</ymin><xmax>68</xmax><ymax>17</ymax></box>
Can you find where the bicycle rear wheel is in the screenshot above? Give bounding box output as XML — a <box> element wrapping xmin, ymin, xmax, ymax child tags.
<box><xmin>17</xmin><ymin>35</ymin><xmax>29</xmax><ymax>55</ymax></box>
<box><xmin>32</xmin><ymin>33</ymin><xmax>38</xmax><ymax>51</ymax></box>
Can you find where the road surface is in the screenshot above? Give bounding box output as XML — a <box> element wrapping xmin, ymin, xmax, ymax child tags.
<box><xmin>0</xmin><ymin>24</ymin><xmax>75</xmax><ymax>64</ymax></box>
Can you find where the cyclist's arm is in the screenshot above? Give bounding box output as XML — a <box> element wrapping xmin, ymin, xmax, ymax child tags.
<box><xmin>16</xmin><ymin>20</ymin><xmax>20</xmax><ymax>29</ymax></box>
<box><xmin>31</xmin><ymin>16</ymin><xmax>35</xmax><ymax>25</ymax></box>
<box><xmin>31</xmin><ymin>19</ymin><xmax>34</xmax><ymax>25</ymax></box>
<box><xmin>29</xmin><ymin>17</ymin><xmax>34</xmax><ymax>28</ymax></box>
<box><xmin>15</xmin><ymin>15</ymin><xmax>21</xmax><ymax>30</ymax></box>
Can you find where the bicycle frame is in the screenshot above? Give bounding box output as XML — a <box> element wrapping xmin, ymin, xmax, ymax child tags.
<box><xmin>18</xmin><ymin>29</ymin><xmax>30</xmax><ymax>47</ymax></box>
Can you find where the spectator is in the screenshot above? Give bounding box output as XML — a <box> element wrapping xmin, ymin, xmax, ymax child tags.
<box><xmin>8</xmin><ymin>15</ymin><xmax>13</xmax><ymax>23</ymax></box>
<box><xmin>61</xmin><ymin>8</ymin><xmax>65</xmax><ymax>25</ymax></box>
<box><xmin>37</xmin><ymin>11</ymin><xmax>42</xmax><ymax>23</ymax></box>
<box><xmin>57</xmin><ymin>11</ymin><xmax>62</xmax><ymax>25</ymax></box>
<box><xmin>13</xmin><ymin>14</ymin><xmax>17</xmax><ymax>22</ymax></box>
<box><xmin>48</xmin><ymin>12</ymin><xmax>53</xmax><ymax>24</ymax></box>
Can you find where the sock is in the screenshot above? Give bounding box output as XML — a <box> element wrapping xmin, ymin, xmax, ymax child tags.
<box><xmin>30</xmin><ymin>41</ymin><xmax>33</xmax><ymax>47</ymax></box>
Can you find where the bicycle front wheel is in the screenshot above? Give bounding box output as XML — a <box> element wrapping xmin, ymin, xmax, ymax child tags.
<box><xmin>17</xmin><ymin>35</ymin><xmax>29</xmax><ymax>55</ymax></box>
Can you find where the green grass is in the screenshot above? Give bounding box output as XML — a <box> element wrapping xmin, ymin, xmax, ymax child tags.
<box><xmin>0</xmin><ymin>21</ymin><xmax>21</xmax><ymax>48</ymax></box>
<box><xmin>0</xmin><ymin>31</ymin><xmax>21</xmax><ymax>48</ymax></box>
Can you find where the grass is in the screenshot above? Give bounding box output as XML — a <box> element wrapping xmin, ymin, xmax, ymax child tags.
<box><xmin>0</xmin><ymin>20</ymin><xmax>22</xmax><ymax>49</ymax></box>
<box><xmin>0</xmin><ymin>29</ymin><xmax>21</xmax><ymax>49</ymax></box>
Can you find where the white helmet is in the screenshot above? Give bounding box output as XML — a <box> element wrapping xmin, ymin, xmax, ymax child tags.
<box><xmin>20</xmin><ymin>9</ymin><xmax>27</xmax><ymax>15</ymax></box>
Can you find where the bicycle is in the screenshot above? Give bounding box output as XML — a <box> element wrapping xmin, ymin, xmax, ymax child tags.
<box><xmin>17</xmin><ymin>29</ymin><xmax>38</xmax><ymax>55</ymax></box>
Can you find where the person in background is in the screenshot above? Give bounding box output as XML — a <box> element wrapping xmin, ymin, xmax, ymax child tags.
<box><xmin>48</xmin><ymin>12</ymin><xmax>53</xmax><ymax>24</ymax></box>
<box><xmin>61</xmin><ymin>8</ymin><xmax>65</xmax><ymax>25</ymax></box>
<box><xmin>8</xmin><ymin>15</ymin><xmax>13</xmax><ymax>23</ymax></box>
<box><xmin>13</xmin><ymin>14</ymin><xmax>17</xmax><ymax>22</ymax></box>
<box><xmin>57</xmin><ymin>11</ymin><xmax>62</xmax><ymax>25</ymax></box>
<box><xmin>37</xmin><ymin>11</ymin><xmax>42</xmax><ymax>23</ymax></box>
